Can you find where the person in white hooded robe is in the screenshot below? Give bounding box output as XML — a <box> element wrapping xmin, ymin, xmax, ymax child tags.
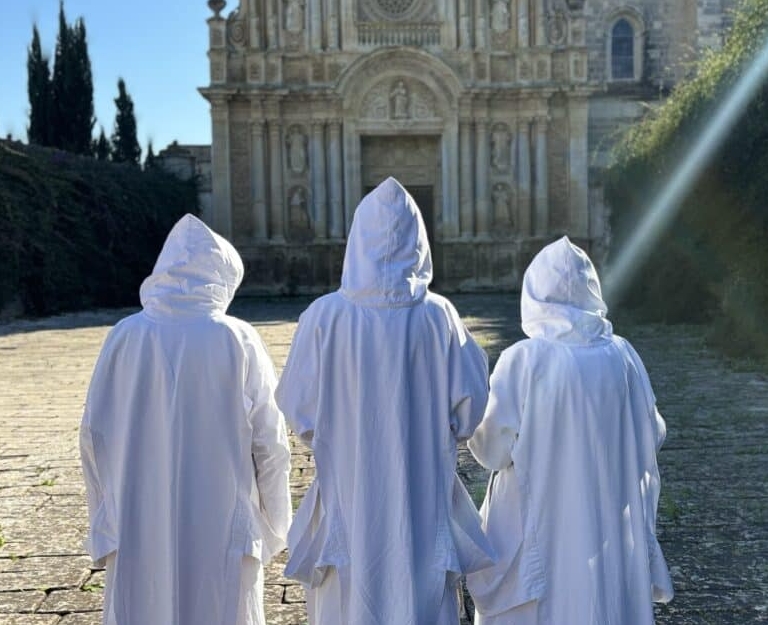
<box><xmin>465</xmin><ymin>236</ymin><xmax>674</xmax><ymax>625</ymax></box>
<box><xmin>275</xmin><ymin>177</ymin><xmax>495</xmax><ymax>625</ymax></box>
<box><xmin>79</xmin><ymin>213</ymin><xmax>292</xmax><ymax>625</ymax></box>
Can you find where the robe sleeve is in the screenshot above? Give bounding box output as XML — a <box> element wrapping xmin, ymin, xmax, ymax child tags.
<box><xmin>446</xmin><ymin>304</ymin><xmax>490</xmax><ymax>442</ymax></box>
<box><xmin>622</xmin><ymin>339</ymin><xmax>667</xmax><ymax>452</ymax></box>
<box><xmin>468</xmin><ymin>346</ymin><xmax>527</xmax><ymax>471</ymax></box>
<box><xmin>274</xmin><ymin>311</ymin><xmax>319</xmax><ymax>446</ymax></box>
<box><xmin>246</xmin><ymin>333</ymin><xmax>292</xmax><ymax>563</ymax></box>
<box><xmin>79</xmin><ymin>335</ymin><xmax>118</xmax><ymax>566</ymax></box>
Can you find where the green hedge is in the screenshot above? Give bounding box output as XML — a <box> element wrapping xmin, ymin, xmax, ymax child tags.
<box><xmin>0</xmin><ymin>140</ymin><xmax>198</xmax><ymax>316</ymax></box>
<box><xmin>605</xmin><ymin>0</ymin><xmax>768</xmax><ymax>358</ymax></box>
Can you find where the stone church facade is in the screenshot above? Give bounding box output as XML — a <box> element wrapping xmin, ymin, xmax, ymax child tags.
<box><xmin>199</xmin><ymin>0</ymin><xmax>735</xmax><ymax>293</ymax></box>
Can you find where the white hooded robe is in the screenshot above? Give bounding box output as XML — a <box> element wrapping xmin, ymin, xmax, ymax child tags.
<box><xmin>80</xmin><ymin>214</ymin><xmax>292</xmax><ymax>625</ymax></box>
<box><xmin>466</xmin><ymin>236</ymin><xmax>673</xmax><ymax>625</ymax></box>
<box><xmin>275</xmin><ymin>177</ymin><xmax>495</xmax><ymax>625</ymax></box>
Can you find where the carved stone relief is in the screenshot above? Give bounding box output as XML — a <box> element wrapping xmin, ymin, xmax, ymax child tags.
<box><xmin>360</xmin><ymin>79</ymin><xmax>439</xmax><ymax>120</ymax></box>
<box><xmin>286</xmin><ymin>126</ymin><xmax>307</xmax><ymax>174</ymax></box>
<box><xmin>227</xmin><ymin>10</ymin><xmax>247</xmax><ymax>48</ymax></box>
<box><xmin>547</xmin><ymin>11</ymin><xmax>568</xmax><ymax>45</ymax></box>
<box><xmin>287</xmin><ymin>186</ymin><xmax>313</xmax><ymax>241</ymax></box>
<box><xmin>285</xmin><ymin>0</ymin><xmax>305</xmax><ymax>32</ymax></box>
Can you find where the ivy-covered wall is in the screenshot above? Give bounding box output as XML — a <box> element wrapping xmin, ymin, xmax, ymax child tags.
<box><xmin>0</xmin><ymin>140</ymin><xmax>198</xmax><ymax>317</ymax></box>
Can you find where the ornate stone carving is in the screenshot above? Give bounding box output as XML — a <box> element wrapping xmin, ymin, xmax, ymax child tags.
<box><xmin>390</xmin><ymin>80</ymin><xmax>410</xmax><ymax>118</ymax></box>
<box><xmin>491</xmin><ymin>124</ymin><xmax>510</xmax><ymax>172</ymax></box>
<box><xmin>227</xmin><ymin>11</ymin><xmax>247</xmax><ymax>47</ymax></box>
<box><xmin>491</xmin><ymin>0</ymin><xmax>510</xmax><ymax>33</ymax></box>
<box><xmin>285</xmin><ymin>0</ymin><xmax>305</xmax><ymax>32</ymax></box>
<box><xmin>286</xmin><ymin>126</ymin><xmax>307</xmax><ymax>174</ymax></box>
<box><xmin>360</xmin><ymin>79</ymin><xmax>438</xmax><ymax>121</ymax></box>
<box><xmin>208</xmin><ymin>0</ymin><xmax>226</xmax><ymax>18</ymax></box>
<box><xmin>492</xmin><ymin>183</ymin><xmax>514</xmax><ymax>231</ymax></box>
<box><xmin>360</xmin><ymin>0</ymin><xmax>433</xmax><ymax>22</ymax></box>
<box><xmin>547</xmin><ymin>11</ymin><xmax>568</xmax><ymax>45</ymax></box>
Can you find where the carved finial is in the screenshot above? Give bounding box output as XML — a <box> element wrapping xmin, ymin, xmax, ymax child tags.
<box><xmin>208</xmin><ymin>0</ymin><xmax>226</xmax><ymax>18</ymax></box>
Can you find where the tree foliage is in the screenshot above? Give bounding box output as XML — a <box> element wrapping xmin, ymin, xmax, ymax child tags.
<box><xmin>49</xmin><ymin>1</ymin><xmax>94</xmax><ymax>154</ymax></box>
<box><xmin>111</xmin><ymin>79</ymin><xmax>141</xmax><ymax>165</ymax></box>
<box><xmin>605</xmin><ymin>0</ymin><xmax>768</xmax><ymax>357</ymax></box>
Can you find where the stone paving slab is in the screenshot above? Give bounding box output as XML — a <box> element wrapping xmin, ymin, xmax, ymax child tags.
<box><xmin>1</xmin><ymin>295</ymin><xmax>767</xmax><ymax>624</ymax></box>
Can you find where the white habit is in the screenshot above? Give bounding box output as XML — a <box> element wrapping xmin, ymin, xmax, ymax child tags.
<box><xmin>80</xmin><ymin>214</ymin><xmax>292</xmax><ymax>625</ymax></box>
<box><xmin>276</xmin><ymin>177</ymin><xmax>495</xmax><ymax>625</ymax></box>
<box><xmin>466</xmin><ymin>236</ymin><xmax>674</xmax><ymax>625</ymax></box>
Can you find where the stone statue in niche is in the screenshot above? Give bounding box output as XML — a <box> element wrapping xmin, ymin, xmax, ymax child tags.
<box><xmin>492</xmin><ymin>183</ymin><xmax>514</xmax><ymax>231</ymax></box>
<box><xmin>491</xmin><ymin>126</ymin><xmax>510</xmax><ymax>171</ymax></box>
<box><xmin>390</xmin><ymin>80</ymin><xmax>410</xmax><ymax>119</ymax></box>
<box><xmin>286</xmin><ymin>127</ymin><xmax>307</xmax><ymax>174</ymax></box>
<box><xmin>288</xmin><ymin>186</ymin><xmax>313</xmax><ymax>240</ymax></box>
<box><xmin>491</xmin><ymin>0</ymin><xmax>510</xmax><ymax>33</ymax></box>
<box><xmin>285</xmin><ymin>0</ymin><xmax>304</xmax><ymax>33</ymax></box>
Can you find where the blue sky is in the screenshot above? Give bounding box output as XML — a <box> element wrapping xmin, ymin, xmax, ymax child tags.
<box><xmin>1</xmin><ymin>1</ymin><xmax>215</xmax><ymax>155</ymax></box>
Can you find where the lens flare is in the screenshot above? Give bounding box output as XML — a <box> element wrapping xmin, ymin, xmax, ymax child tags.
<box><xmin>603</xmin><ymin>36</ymin><xmax>768</xmax><ymax>303</ymax></box>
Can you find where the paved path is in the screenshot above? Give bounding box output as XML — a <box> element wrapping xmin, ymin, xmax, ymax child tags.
<box><xmin>1</xmin><ymin>294</ymin><xmax>766</xmax><ymax>624</ymax></box>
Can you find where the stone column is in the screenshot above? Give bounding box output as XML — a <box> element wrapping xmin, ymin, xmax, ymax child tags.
<box><xmin>518</xmin><ymin>0</ymin><xmax>529</xmax><ymax>47</ymax></box>
<box><xmin>327</xmin><ymin>119</ymin><xmax>344</xmax><ymax>238</ymax></box>
<box><xmin>442</xmin><ymin>125</ymin><xmax>460</xmax><ymax>238</ymax></box>
<box><xmin>311</xmin><ymin>121</ymin><xmax>328</xmax><ymax>239</ymax></box>
<box><xmin>535</xmin><ymin>1</ymin><xmax>546</xmax><ymax>47</ymax></box>
<box><xmin>251</xmin><ymin>119</ymin><xmax>268</xmax><ymax>240</ymax></box>
<box><xmin>474</xmin><ymin>0</ymin><xmax>487</xmax><ymax>49</ymax></box>
<box><xmin>534</xmin><ymin>116</ymin><xmax>549</xmax><ymax>236</ymax></box>
<box><xmin>210</xmin><ymin>97</ymin><xmax>232</xmax><ymax>238</ymax></box>
<box><xmin>474</xmin><ymin>119</ymin><xmax>490</xmax><ymax>237</ymax></box>
<box><xmin>459</xmin><ymin>120</ymin><xmax>474</xmax><ymax>237</ymax></box>
<box><xmin>517</xmin><ymin>119</ymin><xmax>532</xmax><ymax>235</ymax></box>
<box><xmin>459</xmin><ymin>0</ymin><xmax>472</xmax><ymax>49</ymax></box>
<box><xmin>326</xmin><ymin>0</ymin><xmax>339</xmax><ymax>50</ymax></box>
<box><xmin>310</xmin><ymin>0</ymin><xmax>322</xmax><ymax>50</ymax></box>
<box><xmin>568</xmin><ymin>97</ymin><xmax>589</xmax><ymax>236</ymax></box>
<box><xmin>267</xmin><ymin>120</ymin><xmax>285</xmax><ymax>240</ymax></box>
<box><xmin>266</xmin><ymin>0</ymin><xmax>278</xmax><ymax>49</ymax></box>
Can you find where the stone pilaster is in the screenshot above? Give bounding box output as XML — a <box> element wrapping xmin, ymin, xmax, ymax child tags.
<box><xmin>326</xmin><ymin>0</ymin><xmax>339</xmax><ymax>50</ymax></box>
<box><xmin>518</xmin><ymin>0</ymin><xmax>529</xmax><ymax>48</ymax></box>
<box><xmin>442</xmin><ymin>124</ymin><xmax>460</xmax><ymax>238</ymax></box>
<box><xmin>251</xmin><ymin>119</ymin><xmax>268</xmax><ymax>240</ymax></box>
<box><xmin>266</xmin><ymin>0</ymin><xmax>278</xmax><ymax>49</ymax></box>
<box><xmin>517</xmin><ymin>118</ymin><xmax>532</xmax><ymax>235</ymax></box>
<box><xmin>459</xmin><ymin>0</ymin><xmax>472</xmax><ymax>49</ymax></box>
<box><xmin>474</xmin><ymin>0</ymin><xmax>487</xmax><ymax>49</ymax></box>
<box><xmin>311</xmin><ymin>121</ymin><xmax>328</xmax><ymax>239</ymax></box>
<box><xmin>535</xmin><ymin>1</ymin><xmax>546</xmax><ymax>46</ymax></box>
<box><xmin>534</xmin><ymin>116</ymin><xmax>549</xmax><ymax>236</ymax></box>
<box><xmin>568</xmin><ymin>97</ymin><xmax>589</xmax><ymax>237</ymax></box>
<box><xmin>310</xmin><ymin>0</ymin><xmax>322</xmax><ymax>50</ymax></box>
<box><xmin>474</xmin><ymin>118</ymin><xmax>490</xmax><ymax>237</ymax></box>
<box><xmin>267</xmin><ymin>120</ymin><xmax>285</xmax><ymax>241</ymax></box>
<box><xmin>210</xmin><ymin>97</ymin><xmax>232</xmax><ymax>238</ymax></box>
<box><xmin>459</xmin><ymin>120</ymin><xmax>474</xmax><ymax>237</ymax></box>
<box><xmin>327</xmin><ymin>120</ymin><xmax>344</xmax><ymax>239</ymax></box>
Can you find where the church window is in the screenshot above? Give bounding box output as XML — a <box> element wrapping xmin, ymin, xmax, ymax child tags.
<box><xmin>611</xmin><ymin>19</ymin><xmax>635</xmax><ymax>79</ymax></box>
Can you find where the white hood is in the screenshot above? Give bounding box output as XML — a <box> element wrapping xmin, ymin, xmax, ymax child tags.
<box><xmin>521</xmin><ymin>236</ymin><xmax>612</xmax><ymax>344</ymax></box>
<box><xmin>139</xmin><ymin>213</ymin><xmax>244</xmax><ymax>318</ymax></box>
<box><xmin>340</xmin><ymin>177</ymin><xmax>432</xmax><ymax>307</ymax></box>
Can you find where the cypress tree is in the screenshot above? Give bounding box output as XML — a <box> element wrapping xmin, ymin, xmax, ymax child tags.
<box><xmin>50</xmin><ymin>1</ymin><xmax>71</xmax><ymax>150</ymax></box>
<box><xmin>111</xmin><ymin>79</ymin><xmax>141</xmax><ymax>165</ymax></box>
<box><xmin>144</xmin><ymin>140</ymin><xmax>157</xmax><ymax>169</ymax></box>
<box><xmin>27</xmin><ymin>25</ymin><xmax>52</xmax><ymax>146</ymax></box>
<box><xmin>94</xmin><ymin>127</ymin><xmax>111</xmax><ymax>160</ymax></box>
<box><xmin>70</xmin><ymin>19</ymin><xmax>95</xmax><ymax>154</ymax></box>
<box><xmin>50</xmin><ymin>2</ymin><xmax>94</xmax><ymax>154</ymax></box>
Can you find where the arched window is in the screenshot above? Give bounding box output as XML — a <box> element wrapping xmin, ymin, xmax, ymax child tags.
<box><xmin>611</xmin><ymin>18</ymin><xmax>635</xmax><ymax>80</ymax></box>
